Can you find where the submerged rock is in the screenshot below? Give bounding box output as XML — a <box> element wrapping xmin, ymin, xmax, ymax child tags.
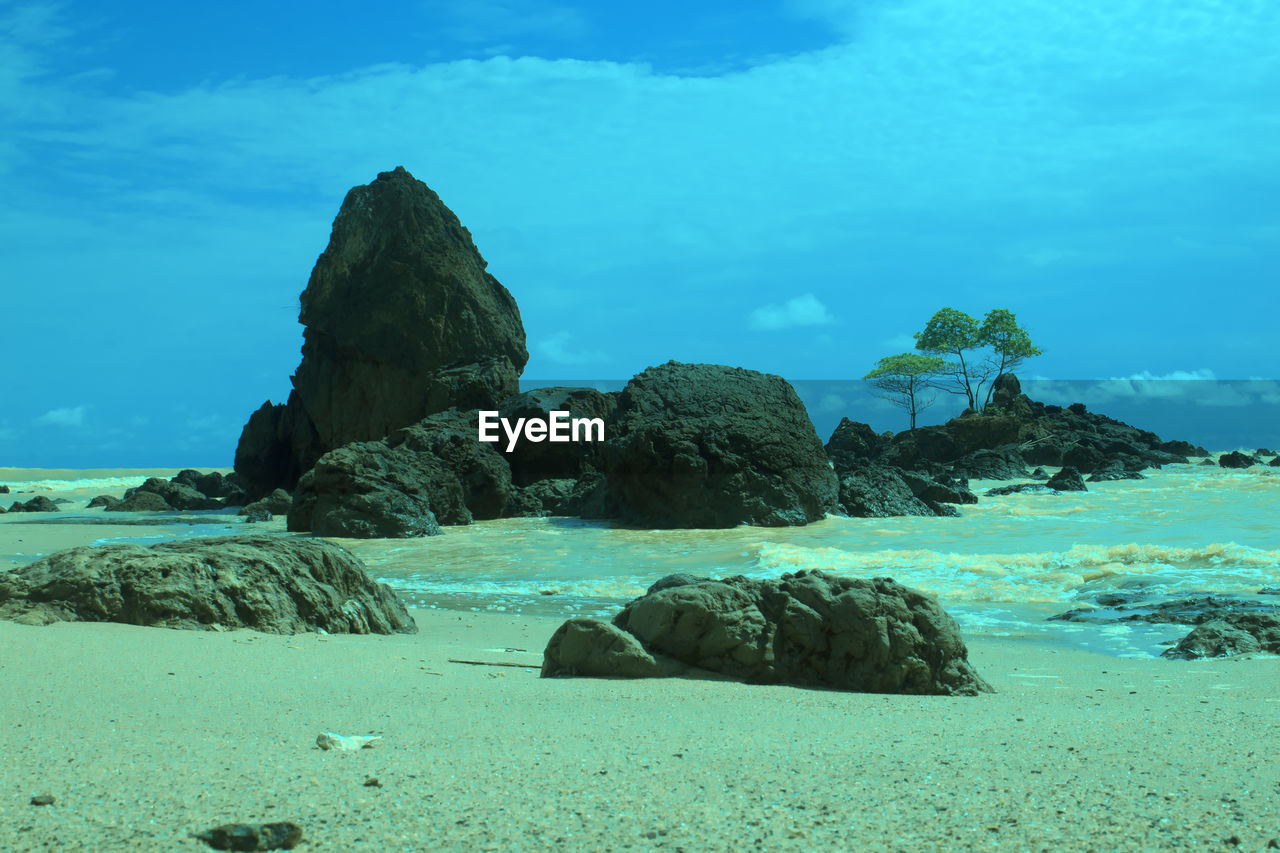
<box><xmin>0</xmin><ymin>535</ymin><xmax>416</xmax><ymax>634</ymax></box>
<box><xmin>544</xmin><ymin>570</ymin><xmax>991</xmax><ymax>696</ymax></box>
<box><xmin>601</xmin><ymin>362</ymin><xmax>837</xmax><ymax>528</ymax></box>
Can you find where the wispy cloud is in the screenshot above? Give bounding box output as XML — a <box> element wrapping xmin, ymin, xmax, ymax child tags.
<box><xmin>535</xmin><ymin>330</ymin><xmax>607</xmax><ymax>366</ymax></box>
<box><xmin>33</xmin><ymin>405</ymin><xmax>87</xmax><ymax>427</ymax></box>
<box><xmin>749</xmin><ymin>293</ymin><xmax>838</xmax><ymax>331</ymax></box>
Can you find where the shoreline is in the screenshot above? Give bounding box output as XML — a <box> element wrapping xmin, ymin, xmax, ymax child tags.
<box><xmin>2</xmin><ymin>609</ymin><xmax>1277</xmax><ymax>851</ymax></box>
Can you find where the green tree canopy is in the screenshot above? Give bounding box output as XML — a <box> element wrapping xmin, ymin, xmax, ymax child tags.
<box><xmin>864</xmin><ymin>352</ymin><xmax>949</xmax><ymax>430</ymax></box>
<box><xmin>913</xmin><ymin>306</ymin><xmax>1042</xmax><ymax>412</ymax></box>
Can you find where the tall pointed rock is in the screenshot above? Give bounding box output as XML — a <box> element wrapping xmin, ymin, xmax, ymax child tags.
<box><xmin>234</xmin><ymin>167</ymin><xmax>528</xmax><ymax>496</ymax></box>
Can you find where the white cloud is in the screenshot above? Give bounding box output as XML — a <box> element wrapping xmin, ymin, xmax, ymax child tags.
<box><xmin>535</xmin><ymin>331</ymin><xmax>607</xmax><ymax>366</ymax></box>
<box><xmin>749</xmin><ymin>293</ymin><xmax>838</xmax><ymax>331</ymax></box>
<box><xmin>881</xmin><ymin>332</ymin><xmax>916</xmax><ymax>351</ymax></box>
<box><xmin>33</xmin><ymin>405</ymin><xmax>87</xmax><ymax>427</ymax></box>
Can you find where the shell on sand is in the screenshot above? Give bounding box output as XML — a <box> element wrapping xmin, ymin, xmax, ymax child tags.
<box><xmin>316</xmin><ymin>732</ymin><xmax>380</xmax><ymax>751</ymax></box>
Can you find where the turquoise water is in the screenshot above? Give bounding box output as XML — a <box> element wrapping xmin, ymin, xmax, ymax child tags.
<box><xmin>5</xmin><ymin>460</ymin><xmax>1278</xmax><ymax>658</ymax></box>
<box><xmin>337</xmin><ymin>461</ymin><xmax>1280</xmax><ymax>658</ymax></box>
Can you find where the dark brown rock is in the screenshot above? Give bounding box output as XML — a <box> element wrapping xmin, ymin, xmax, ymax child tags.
<box><xmin>87</xmin><ymin>495</ymin><xmax>121</xmax><ymax>509</ymax></box>
<box><xmin>104</xmin><ymin>490</ymin><xmax>173</xmax><ymax>512</ymax></box>
<box><xmin>1045</xmin><ymin>466</ymin><xmax>1087</xmax><ymax>491</ymax></box>
<box><xmin>7</xmin><ymin>496</ymin><xmax>59</xmax><ymax>513</ymax></box>
<box><xmin>545</xmin><ymin>570</ymin><xmax>990</xmax><ymax>695</ymax></box>
<box><xmin>130</xmin><ymin>477</ymin><xmax>222</xmax><ymax>510</ymax></box>
<box><xmin>196</xmin><ymin>821</ymin><xmax>303</xmax><ymax>851</ymax></box>
<box><xmin>496</xmin><ymin>387</ymin><xmax>616</xmax><ymax>486</ymax></box>
<box><xmin>0</xmin><ymin>535</ymin><xmax>416</xmax><ymax>634</ymax></box>
<box><xmin>601</xmin><ymin>362</ymin><xmax>837</xmax><ymax>528</ymax></box>
<box><xmin>234</xmin><ymin>167</ymin><xmax>528</xmax><ymax>497</ymax></box>
<box><xmin>288</xmin><ymin>409</ymin><xmax>513</xmax><ymax>537</ymax></box>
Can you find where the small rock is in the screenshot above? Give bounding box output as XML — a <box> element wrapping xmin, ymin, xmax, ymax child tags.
<box><xmin>30</xmin><ymin>794</ymin><xmax>55</xmax><ymax>806</ymax></box>
<box><xmin>363</xmin><ymin>777</ymin><xmax>382</xmax><ymax>788</ymax></box>
<box><xmin>196</xmin><ymin>821</ymin><xmax>303</xmax><ymax>851</ymax></box>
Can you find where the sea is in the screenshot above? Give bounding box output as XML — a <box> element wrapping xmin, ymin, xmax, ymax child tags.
<box><xmin>4</xmin><ymin>456</ymin><xmax>1278</xmax><ymax>660</ymax></box>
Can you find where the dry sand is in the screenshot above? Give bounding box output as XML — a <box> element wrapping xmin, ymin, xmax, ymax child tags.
<box><xmin>2</xmin><ymin>498</ymin><xmax>1278</xmax><ymax>851</ymax></box>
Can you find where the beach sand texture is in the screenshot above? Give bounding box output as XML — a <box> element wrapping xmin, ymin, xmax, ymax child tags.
<box><xmin>2</xmin><ymin>475</ymin><xmax>1279</xmax><ymax>851</ymax></box>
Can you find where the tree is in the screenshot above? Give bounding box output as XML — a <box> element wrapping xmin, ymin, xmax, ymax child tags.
<box><xmin>914</xmin><ymin>307</ymin><xmax>1043</xmax><ymax>412</ymax></box>
<box><xmin>977</xmin><ymin>308</ymin><xmax>1044</xmax><ymax>410</ymax></box>
<box><xmin>913</xmin><ymin>307</ymin><xmax>987</xmax><ymax>411</ymax></box>
<box><xmin>864</xmin><ymin>353</ymin><xmax>949</xmax><ymax>430</ymax></box>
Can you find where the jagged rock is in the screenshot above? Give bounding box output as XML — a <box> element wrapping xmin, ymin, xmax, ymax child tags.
<box><xmin>86</xmin><ymin>495</ymin><xmax>121</xmax><ymax>509</ymax></box>
<box><xmin>835</xmin><ymin>462</ymin><xmax>937</xmax><ymax>518</ymax></box>
<box><xmin>1087</xmin><ymin>466</ymin><xmax>1145</xmax><ymax>482</ymax></box>
<box><xmin>242</xmin><ymin>507</ymin><xmax>272</xmax><ymax>524</ymax></box>
<box><xmin>239</xmin><ymin>488</ymin><xmax>292</xmax><ymax>519</ymax></box>
<box><xmin>1162</xmin><ymin>613</ymin><xmax>1280</xmax><ymax>659</ymax></box>
<box><xmin>0</xmin><ymin>535</ymin><xmax>415</xmax><ymax>634</ymax></box>
<box><xmin>1159</xmin><ymin>439</ymin><xmax>1208</xmax><ymax>457</ymax></box>
<box><xmin>104</xmin><ymin>491</ymin><xmax>173</xmax><ymax>512</ymax></box>
<box><xmin>1045</xmin><ymin>466</ymin><xmax>1087</xmax><ymax>491</ymax></box>
<box><xmin>898</xmin><ymin>470</ymin><xmax>977</xmax><ymax>506</ymax></box>
<box><xmin>601</xmin><ymin>362</ymin><xmax>837</xmax><ymax>528</ymax></box>
<box><xmin>129</xmin><ymin>477</ymin><xmax>222</xmax><ymax>511</ymax></box>
<box><xmin>1219</xmin><ymin>451</ymin><xmax>1258</xmax><ymax>469</ymax></box>
<box><xmin>543</xmin><ymin>570</ymin><xmax>991</xmax><ymax>695</ymax></box>
<box><xmin>233</xmin><ymin>394</ymin><xmax>324</xmax><ymax>500</ymax></box>
<box><xmin>234</xmin><ymin>167</ymin><xmax>528</xmax><ymax>498</ymax></box>
<box><xmin>507</xmin><ymin>478</ymin><xmax>577</xmax><ymax>517</ymax></box>
<box><xmin>0</xmin><ymin>485</ymin><xmax>8</xmax><ymax>494</ymax></box>
<box><xmin>824</xmin><ymin>419</ymin><xmax>890</xmax><ymax>465</ymax></box>
<box><xmin>495</xmin><ymin>387</ymin><xmax>616</xmax><ymax>486</ymax></box>
<box><xmin>1060</xmin><ymin>443</ymin><xmax>1106</xmax><ymax>474</ymax></box>
<box><xmin>949</xmin><ymin>447</ymin><xmax>1029</xmax><ymax>480</ymax></box>
<box><xmin>288</xmin><ymin>409</ymin><xmax>513</xmax><ymax>538</ymax></box>
<box><xmin>986</xmin><ymin>483</ymin><xmax>1049</xmax><ymax>496</ymax></box>
<box><xmin>1029</xmin><ymin>467</ymin><xmax>1050</xmax><ymax>479</ymax></box>
<box><xmin>7</xmin><ymin>496</ymin><xmax>59</xmax><ymax>513</ymax></box>
<box><xmin>1271</xmin><ymin>457</ymin><xmax>1280</xmax><ymax>468</ymax></box>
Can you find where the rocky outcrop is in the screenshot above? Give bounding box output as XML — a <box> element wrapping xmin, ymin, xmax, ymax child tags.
<box><xmin>127</xmin><ymin>477</ymin><xmax>222</xmax><ymax>511</ymax></box>
<box><xmin>104</xmin><ymin>490</ymin><xmax>173</xmax><ymax>512</ymax></box>
<box><xmin>824</xmin><ymin>418</ymin><xmax>891</xmax><ymax>466</ymax></box>
<box><xmin>543</xmin><ymin>570</ymin><xmax>991</xmax><ymax>695</ymax></box>
<box><xmin>1045</xmin><ymin>466</ymin><xmax>1087</xmax><ymax>491</ymax></box>
<box><xmin>0</xmin><ymin>535</ymin><xmax>416</xmax><ymax>634</ymax></box>
<box><xmin>238</xmin><ymin>488</ymin><xmax>292</xmax><ymax>519</ymax></box>
<box><xmin>1162</xmin><ymin>614</ymin><xmax>1280</xmax><ymax>659</ymax></box>
<box><xmin>497</xmin><ymin>387</ymin><xmax>616</xmax><ymax>486</ymax></box>
<box><xmin>6</xmin><ymin>496</ymin><xmax>59</xmax><ymax>513</ymax></box>
<box><xmin>835</xmin><ymin>461</ymin><xmax>935</xmax><ymax>518</ymax></box>
<box><xmin>234</xmin><ymin>166</ymin><xmax>528</xmax><ymax>497</ymax></box>
<box><xmin>1219</xmin><ymin>451</ymin><xmax>1258</xmax><ymax>469</ymax></box>
<box><xmin>600</xmin><ymin>362</ymin><xmax>837</xmax><ymax>528</ymax></box>
<box><xmin>288</xmin><ymin>409</ymin><xmax>513</xmax><ymax>538</ymax></box>
<box><xmin>86</xmin><ymin>495</ymin><xmax>121</xmax><ymax>509</ymax></box>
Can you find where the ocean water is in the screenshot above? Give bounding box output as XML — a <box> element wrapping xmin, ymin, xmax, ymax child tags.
<box><xmin>4</xmin><ymin>461</ymin><xmax>1277</xmax><ymax>659</ymax></box>
<box><xmin>333</xmin><ymin>459</ymin><xmax>1280</xmax><ymax>660</ymax></box>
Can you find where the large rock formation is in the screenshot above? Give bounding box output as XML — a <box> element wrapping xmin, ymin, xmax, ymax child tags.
<box><xmin>600</xmin><ymin>362</ymin><xmax>838</xmax><ymax>528</ymax></box>
<box><xmin>0</xmin><ymin>535</ymin><xmax>416</xmax><ymax>634</ymax></box>
<box><xmin>288</xmin><ymin>409</ymin><xmax>514</xmax><ymax>538</ymax></box>
<box><xmin>543</xmin><ymin>570</ymin><xmax>991</xmax><ymax>695</ymax></box>
<box><xmin>234</xmin><ymin>166</ymin><xmax>528</xmax><ymax>497</ymax></box>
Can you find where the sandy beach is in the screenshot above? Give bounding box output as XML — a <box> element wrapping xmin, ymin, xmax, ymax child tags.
<box><xmin>2</xmin><ymin>480</ymin><xmax>1279</xmax><ymax>851</ymax></box>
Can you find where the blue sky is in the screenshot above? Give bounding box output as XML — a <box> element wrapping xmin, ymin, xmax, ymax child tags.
<box><xmin>2</xmin><ymin>0</ymin><xmax>1278</xmax><ymax>466</ymax></box>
